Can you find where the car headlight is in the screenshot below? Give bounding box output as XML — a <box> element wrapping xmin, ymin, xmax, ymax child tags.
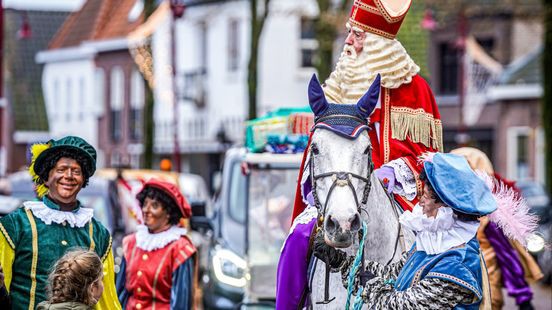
<box><xmin>527</xmin><ymin>233</ymin><xmax>545</xmax><ymax>253</ymax></box>
<box><xmin>212</xmin><ymin>248</ymin><xmax>247</xmax><ymax>287</ymax></box>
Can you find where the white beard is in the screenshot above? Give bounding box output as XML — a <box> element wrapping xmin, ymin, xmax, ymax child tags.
<box><xmin>324</xmin><ymin>32</ymin><xmax>419</xmax><ymax>104</ymax></box>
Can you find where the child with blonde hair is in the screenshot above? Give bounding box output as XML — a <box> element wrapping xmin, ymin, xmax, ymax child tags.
<box><xmin>37</xmin><ymin>249</ymin><xmax>104</xmax><ymax>310</ymax></box>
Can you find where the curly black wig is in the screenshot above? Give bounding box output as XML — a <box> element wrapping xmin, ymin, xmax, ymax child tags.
<box><xmin>36</xmin><ymin>149</ymin><xmax>94</xmax><ymax>188</ymax></box>
<box><xmin>136</xmin><ymin>186</ymin><xmax>182</xmax><ymax>225</ymax></box>
<box><xmin>419</xmin><ymin>169</ymin><xmax>479</xmax><ymax>222</ymax></box>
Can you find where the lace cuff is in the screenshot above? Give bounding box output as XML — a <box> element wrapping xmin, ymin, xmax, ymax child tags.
<box><xmin>382</xmin><ymin>159</ymin><xmax>417</xmax><ymax>200</ymax></box>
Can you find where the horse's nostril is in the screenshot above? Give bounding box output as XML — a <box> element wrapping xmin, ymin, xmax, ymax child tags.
<box><xmin>350</xmin><ymin>213</ymin><xmax>361</xmax><ymax>231</ymax></box>
<box><xmin>325</xmin><ymin>215</ymin><xmax>338</xmax><ymax>233</ymax></box>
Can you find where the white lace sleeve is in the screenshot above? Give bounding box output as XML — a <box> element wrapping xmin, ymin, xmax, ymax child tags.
<box><xmin>383</xmin><ymin>159</ymin><xmax>417</xmax><ymax>200</ymax></box>
<box><xmin>281</xmin><ymin>206</ymin><xmax>317</xmax><ymax>252</ymax></box>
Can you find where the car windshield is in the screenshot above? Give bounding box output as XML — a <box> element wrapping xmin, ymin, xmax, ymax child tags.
<box><xmin>247</xmin><ymin>166</ymin><xmax>296</xmax><ymax>297</ymax></box>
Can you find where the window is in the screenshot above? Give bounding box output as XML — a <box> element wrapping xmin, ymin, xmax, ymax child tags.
<box><xmin>94</xmin><ymin>68</ymin><xmax>105</xmax><ymax>115</ymax></box>
<box><xmin>129</xmin><ymin>69</ymin><xmax>144</xmax><ymax>141</ymax></box>
<box><xmin>300</xmin><ymin>17</ymin><xmax>317</xmax><ymax>68</ymax></box>
<box><xmin>228</xmin><ymin>161</ymin><xmax>246</xmax><ymax>223</ymax></box>
<box><xmin>110</xmin><ymin>151</ymin><xmax>121</xmax><ymax>168</ymax></box>
<box><xmin>507</xmin><ymin>127</ymin><xmax>531</xmax><ymax>180</ymax></box>
<box><xmin>438</xmin><ymin>42</ymin><xmax>459</xmax><ymax>95</ymax></box>
<box><xmin>79</xmin><ymin>77</ymin><xmax>85</xmax><ymax>121</ymax></box>
<box><xmin>227</xmin><ymin>19</ymin><xmax>240</xmax><ymax>71</ymax></box>
<box><xmin>52</xmin><ymin>79</ymin><xmax>59</xmax><ymax>121</ymax></box>
<box><xmin>198</xmin><ymin>22</ymin><xmax>208</xmax><ymax>70</ymax></box>
<box><xmin>66</xmin><ymin>79</ymin><xmax>72</xmax><ymax>121</ymax></box>
<box><xmin>110</xmin><ymin>67</ymin><xmax>124</xmax><ymax>143</ymax></box>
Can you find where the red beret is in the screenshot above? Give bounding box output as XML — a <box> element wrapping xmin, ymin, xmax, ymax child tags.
<box><xmin>139</xmin><ymin>178</ymin><xmax>192</xmax><ymax>218</ymax></box>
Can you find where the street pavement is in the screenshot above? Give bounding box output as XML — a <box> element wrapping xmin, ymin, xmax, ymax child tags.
<box><xmin>503</xmin><ymin>283</ymin><xmax>552</xmax><ymax>309</ymax></box>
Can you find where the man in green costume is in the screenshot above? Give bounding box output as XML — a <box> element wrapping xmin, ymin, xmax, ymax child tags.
<box><xmin>0</xmin><ymin>136</ymin><xmax>121</xmax><ymax>309</ymax></box>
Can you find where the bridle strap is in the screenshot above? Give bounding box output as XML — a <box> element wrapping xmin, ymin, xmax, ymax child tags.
<box><xmin>308</xmin><ymin>119</ymin><xmax>373</xmax><ymax>305</ymax></box>
<box><xmin>315</xmin><ymin>114</ymin><xmax>366</xmax><ymax>125</ymax></box>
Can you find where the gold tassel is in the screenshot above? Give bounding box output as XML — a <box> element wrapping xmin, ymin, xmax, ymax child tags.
<box><xmin>28</xmin><ymin>142</ymin><xmax>51</xmax><ymax>198</ymax></box>
<box><xmin>391</xmin><ymin>108</ymin><xmax>443</xmax><ymax>151</ymax></box>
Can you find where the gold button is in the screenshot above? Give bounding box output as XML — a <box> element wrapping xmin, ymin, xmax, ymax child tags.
<box><xmin>136</xmin><ymin>303</ymin><xmax>142</xmax><ymax>309</ymax></box>
<box><xmin>61</xmin><ymin>240</ymin><xmax>68</xmax><ymax>246</ymax></box>
<box><xmin>137</xmin><ymin>271</ymin><xmax>142</xmax><ymax>277</ymax></box>
<box><xmin>137</xmin><ymin>287</ymin><xmax>142</xmax><ymax>293</ymax></box>
<box><xmin>142</xmin><ymin>254</ymin><xmax>148</xmax><ymax>260</ymax></box>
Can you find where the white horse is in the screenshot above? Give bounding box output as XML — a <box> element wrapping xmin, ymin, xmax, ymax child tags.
<box><xmin>305</xmin><ymin>75</ymin><xmax>415</xmax><ymax>308</ymax></box>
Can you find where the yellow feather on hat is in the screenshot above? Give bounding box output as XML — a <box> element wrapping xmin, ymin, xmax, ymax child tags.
<box><xmin>28</xmin><ymin>142</ymin><xmax>52</xmax><ymax>198</ymax></box>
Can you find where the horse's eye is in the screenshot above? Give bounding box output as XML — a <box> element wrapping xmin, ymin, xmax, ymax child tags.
<box><xmin>363</xmin><ymin>146</ymin><xmax>370</xmax><ymax>155</ymax></box>
<box><xmin>311</xmin><ymin>144</ymin><xmax>319</xmax><ymax>155</ymax></box>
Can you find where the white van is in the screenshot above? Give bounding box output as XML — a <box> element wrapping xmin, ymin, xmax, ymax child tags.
<box><xmin>202</xmin><ymin>147</ymin><xmax>302</xmax><ymax>309</ymax></box>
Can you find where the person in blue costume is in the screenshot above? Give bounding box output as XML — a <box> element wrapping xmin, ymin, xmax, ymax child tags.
<box><xmin>317</xmin><ymin>153</ymin><xmax>498</xmax><ymax>309</ymax></box>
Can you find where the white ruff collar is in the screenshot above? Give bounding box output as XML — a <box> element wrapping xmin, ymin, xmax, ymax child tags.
<box><xmin>23</xmin><ymin>201</ymin><xmax>94</xmax><ymax>228</ymax></box>
<box><xmin>135</xmin><ymin>225</ymin><xmax>187</xmax><ymax>252</ymax></box>
<box><xmin>399</xmin><ymin>204</ymin><xmax>479</xmax><ymax>255</ymax></box>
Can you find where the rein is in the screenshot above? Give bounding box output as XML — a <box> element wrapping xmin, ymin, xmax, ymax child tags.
<box><xmin>307</xmin><ymin>114</ymin><xmax>406</xmax><ymax>307</ymax></box>
<box><xmin>309</xmin><ymin>115</ymin><xmax>373</xmax><ymax>305</ymax></box>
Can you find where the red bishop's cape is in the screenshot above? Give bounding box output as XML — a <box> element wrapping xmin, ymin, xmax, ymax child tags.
<box><xmin>291</xmin><ymin>74</ymin><xmax>443</xmax><ymax>221</ymax></box>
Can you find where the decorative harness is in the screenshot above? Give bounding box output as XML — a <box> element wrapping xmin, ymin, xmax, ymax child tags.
<box><xmin>306</xmin><ymin>112</ymin><xmax>406</xmax><ymax>307</ymax></box>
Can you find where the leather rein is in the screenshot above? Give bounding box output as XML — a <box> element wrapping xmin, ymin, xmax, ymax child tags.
<box><xmin>307</xmin><ymin>114</ymin><xmax>404</xmax><ymax>306</ymax></box>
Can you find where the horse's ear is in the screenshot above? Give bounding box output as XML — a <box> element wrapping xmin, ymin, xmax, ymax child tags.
<box><xmin>356</xmin><ymin>74</ymin><xmax>381</xmax><ymax>119</ymax></box>
<box><xmin>308</xmin><ymin>74</ymin><xmax>329</xmax><ymax>116</ymax></box>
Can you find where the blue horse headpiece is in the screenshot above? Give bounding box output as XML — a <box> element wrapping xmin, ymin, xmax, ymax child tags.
<box><xmin>308</xmin><ymin>74</ymin><xmax>380</xmax><ymax>139</ymax></box>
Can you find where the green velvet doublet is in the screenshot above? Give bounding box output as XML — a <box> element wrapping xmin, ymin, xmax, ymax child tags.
<box><xmin>0</xmin><ymin>198</ymin><xmax>111</xmax><ymax>310</ymax></box>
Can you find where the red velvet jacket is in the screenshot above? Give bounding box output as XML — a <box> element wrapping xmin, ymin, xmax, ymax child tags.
<box><xmin>122</xmin><ymin>234</ymin><xmax>196</xmax><ymax>310</ymax></box>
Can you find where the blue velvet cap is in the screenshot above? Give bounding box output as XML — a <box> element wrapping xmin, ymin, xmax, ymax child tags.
<box><xmin>424</xmin><ymin>153</ymin><xmax>497</xmax><ymax>216</ymax></box>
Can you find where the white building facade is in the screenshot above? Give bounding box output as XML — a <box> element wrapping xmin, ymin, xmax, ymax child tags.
<box><xmin>152</xmin><ymin>0</ymin><xmax>319</xmax><ymax>170</ymax></box>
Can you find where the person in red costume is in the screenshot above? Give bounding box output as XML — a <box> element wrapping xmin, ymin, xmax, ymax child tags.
<box><xmin>291</xmin><ymin>0</ymin><xmax>442</xmax><ymax>222</ymax></box>
<box><xmin>116</xmin><ymin>179</ymin><xmax>196</xmax><ymax>310</ymax></box>
<box><xmin>277</xmin><ymin>1</ymin><xmax>443</xmax><ymax>308</ymax></box>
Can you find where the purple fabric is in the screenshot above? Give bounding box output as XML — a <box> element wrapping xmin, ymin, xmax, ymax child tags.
<box><xmin>301</xmin><ymin>176</ymin><xmax>312</xmax><ymax>205</ymax></box>
<box><xmin>276</xmin><ymin>217</ymin><xmax>316</xmax><ymax>309</ymax></box>
<box><xmin>484</xmin><ymin>222</ymin><xmax>533</xmax><ymax>305</ymax></box>
<box><xmin>374</xmin><ymin>166</ymin><xmax>396</xmax><ymax>194</ymax></box>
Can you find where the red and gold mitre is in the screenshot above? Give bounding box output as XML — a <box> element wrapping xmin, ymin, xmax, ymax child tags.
<box><xmin>348</xmin><ymin>0</ymin><xmax>411</xmax><ymax>39</ymax></box>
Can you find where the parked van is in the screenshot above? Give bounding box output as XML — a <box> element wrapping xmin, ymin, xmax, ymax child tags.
<box><xmin>202</xmin><ymin>147</ymin><xmax>301</xmax><ymax>309</ymax></box>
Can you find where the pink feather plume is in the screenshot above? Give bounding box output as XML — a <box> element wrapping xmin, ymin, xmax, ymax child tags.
<box><xmin>476</xmin><ymin>171</ymin><xmax>539</xmax><ymax>247</ymax></box>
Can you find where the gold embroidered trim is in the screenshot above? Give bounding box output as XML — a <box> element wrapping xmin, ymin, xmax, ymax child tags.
<box><xmin>383</xmin><ymin>88</ymin><xmax>391</xmax><ymax>163</ymax></box>
<box><xmin>373</xmin><ymin>0</ymin><xmax>407</xmax><ymax>23</ymax></box>
<box><xmin>0</xmin><ymin>222</ymin><xmax>15</xmax><ymax>249</ymax></box>
<box><xmin>348</xmin><ymin>19</ymin><xmax>396</xmax><ymax>39</ymax></box>
<box><xmin>427</xmin><ymin>272</ymin><xmax>482</xmax><ymax>299</ymax></box>
<box><xmin>88</xmin><ymin>221</ymin><xmax>95</xmax><ymax>252</ymax></box>
<box><xmin>101</xmin><ymin>236</ymin><xmax>112</xmax><ymax>262</ymax></box>
<box><xmin>479</xmin><ymin>253</ymin><xmax>492</xmax><ymax>307</ymax></box>
<box><xmin>390</xmin><ymin>107</ymin><xmax>443</xmax><ymax>151</ymax></box>
<box><xmin>351</xmin><ymin>6</ymin><xmax>359</xmax><ymax>20</ymax></box>
<box><xmin>152</xmin><ymin>248</ymin><xmax>172</xmax><ymax>310</ymax></box>
<box><xmin>354</xmin><ymin>0</ymin><xmax>382</xmax><ymax>16</ymax></box>
<box><xmin>25</xmin><ymin>209</ymin><xmax>38</xmax><ymax>310</ymax></box>
<box><xmin>129</xmin><ymin>238</ymin><xmax>137</xmax><ymax>262</ymax></box>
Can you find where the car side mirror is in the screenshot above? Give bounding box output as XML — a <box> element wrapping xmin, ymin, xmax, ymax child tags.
<box><xmin>190</xmin><ymin>201</ymin><xmax>214</xmax><ymax>232</ymax></box>
<box><xmin>211</xmin><ymin>171</ymin><xmax>222</xmax><ymax>194</ymax></box>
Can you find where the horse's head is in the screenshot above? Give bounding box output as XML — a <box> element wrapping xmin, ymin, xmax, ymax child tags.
<box><xmin>308</xmin><ymin>74</ymin><xmax>380</xmax><ymax>248</ymax></box>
